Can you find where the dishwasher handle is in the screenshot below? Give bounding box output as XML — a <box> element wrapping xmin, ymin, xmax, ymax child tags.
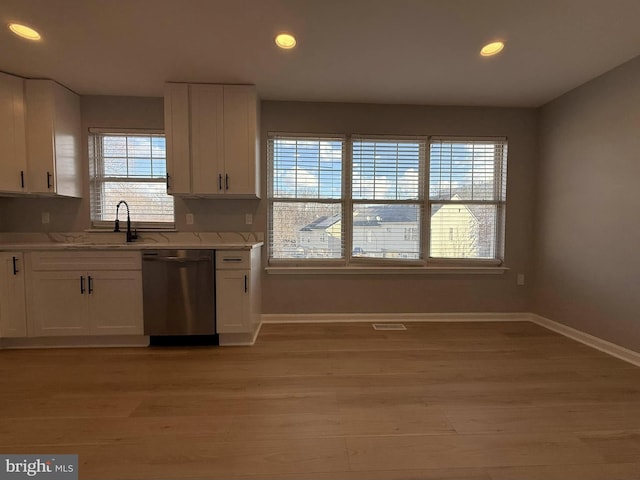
<box><xmin>143</xmin><ymin>255</ymin><xmax>211</xmax><ymax>263</ymax></box>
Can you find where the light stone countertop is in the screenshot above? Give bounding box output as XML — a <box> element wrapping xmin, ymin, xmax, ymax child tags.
<box><xmin>0</xmin><ymin>231</ymin><xmax>264</xmax><ymax>251</ymax></box>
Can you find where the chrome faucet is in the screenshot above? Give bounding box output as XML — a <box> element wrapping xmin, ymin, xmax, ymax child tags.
<box><xmin>114</xmin><ymin>200</ymin><xmax>138</xmax><ymax>243</ymax></box>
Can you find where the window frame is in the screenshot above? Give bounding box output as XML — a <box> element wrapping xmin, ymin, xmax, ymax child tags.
<box><xmin>427</xmin><ymin>136</ymin><xmax>508</xmax><ymax>266</ymax></box>
<box><xmin>267</xmin><ymin>133</ymin><xmax>346</xmax><ymax>266</ymax></box>
<box><xmin>348</xmin><ymin>134</ymin><xmax>427</xmax><ymax>266</ymax></box>
<box><xmin>89</xmin><ymin>128</ymin><xmax>175</xmax><ymax>230</ymax></box>
<box><xmin>267</xmin><ymin>132</ymin><xmax>507</xmax><ymax>268</ymax></box>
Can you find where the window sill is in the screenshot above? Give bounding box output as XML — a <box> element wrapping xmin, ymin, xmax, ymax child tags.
<box><xmin>85</xmin><ymin>228</ymin><xmax>178</xmax><ymax>233</ymax></box>
<box><xmin>265</xmin><ymin>265</ymin><xmax>509</xmax><ymax>275</ymax></box>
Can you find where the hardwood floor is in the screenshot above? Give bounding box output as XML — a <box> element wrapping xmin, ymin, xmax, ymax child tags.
<box><xmin>1</xmin><ymin>321</ymin><xmax>640</xmax><ymax>479</ymax></box>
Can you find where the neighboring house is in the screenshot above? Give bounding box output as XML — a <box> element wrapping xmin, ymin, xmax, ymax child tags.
<box><xmin>297</xmin><ymin>214</ymin><xmax>342</xmax><ymax>258</ymax></box>
<box><xmin>429</xmin><ymin>201</ymin><xmax>479</xmax><ymax>258</ymax></box>
<box><xmin>297</xmin><ymin>198</ymin><xmax>481</xmax><ymax>259</ymax></box>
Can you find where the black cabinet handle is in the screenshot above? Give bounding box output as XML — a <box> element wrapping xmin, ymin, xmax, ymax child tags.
<box><xmin>88</xmin><ymin>276</ymin><xmax>93</xmax><ymax>294</ymax></box>
<box><xmin>244</xmin><ymin>274</ymin><xmax>248</xmax><ymax>293</ymax></box>
<box><xmin>46</xmin><ymin>171</ymin><xmax>52</xmax><ymax>189</ymax></box>
<box><xmin>218</xmin><ymin>174</ymin><xmax>222</xmax><ymax>191</ymax></box>
<box><xmin>80</xmin><ymin>276</ymin><xmax>85</xmax><ymax>294</ymax></box>
<box><xmin>12</xmin><ymin>256</ymin><xmax>18</xmax><ymax>275</ymax></box>
<box><xmin>225</xmin><ymin>174</ymin><xmax>229</xmax><ymax>191</ymax></box>
<box><xmin>20</xmin><ymin>171</ymin><xmax>24</xmax><ymax>189</ymax></box>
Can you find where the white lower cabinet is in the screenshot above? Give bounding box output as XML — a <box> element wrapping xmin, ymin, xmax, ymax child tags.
<box><xmin>29</xmin><ymin>271</ymin><xmax>87</xmax><ymax>336</ymax></box>
<box><xmin>89</xmin><ymin>270</ymin><xmax>143</xmax><ymax>335</ymax></box>
<box><xmin>216</xmin><ymin>269</ymin><xmax>251</xmax><ymax>333</ymax></box>
<box><xmin>215</xmin><ymin>248</ymin><xmax>261</xmax><ymax>344</ymax></box>
<box><xmin>0</xmin><ymin>252</ymin><xmax>27</xmax><ymax>337</ymax></box>
<box><xmin>27</xmin><ymin>251</ymin><xmax>143</xmax><ymax>337</ymax></box>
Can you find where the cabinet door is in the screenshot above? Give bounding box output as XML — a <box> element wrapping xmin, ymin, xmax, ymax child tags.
<box><xmin>25</xmin><ymin>80</ymin><xmax>81</xmax><ymax>197</ymax></box>
<box><xmin>88</xmin><ymin>270</ymin><xmax>143</xmax><ymax>335</ymax></box>
<box><xmin>0</xmin><ymin>73</ymin><xmax>27</xmax><ymax>193</ymax></box>
<box><xmin>222</xmin><ymin>85</ymin><xmax>258</xmax><ymax>197</ymax></box>
<box><xmin>164</xmin><ymin>83</ymin><xmax>191</xmax><ymax>194</ymax></box>
<box><xmin>50</xmin><ymin>81</ymin><xmax>82</xmax><ymax>197</ymax></box>
<box><xmin>29</xmin><ymin>271</ymin><xmax>89</xmax><ymax>336</ymax></box>
<box><xmin>216</xmin><ymin>269</ymin><xmax>250</xmax><ymax>333</ymax></box>
<box><xmin>0</xmin><ymin>253</ymin><xmax>27</xmax><ymax>337</ymax></box>
<box><xmin>190</xmin><ymin>84</ymin><xmax>224</xmax><ymax>195</ymax></box>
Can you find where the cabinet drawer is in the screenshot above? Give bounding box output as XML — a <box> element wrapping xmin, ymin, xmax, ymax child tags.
<box><xmin>30</xmin><ymin>251</ymin><xmax>141</xmax><ymax>271</ymax></box>
<box><xmin>216</xmin><ymin>250</ymin><xmax>250</xmax><ymax>269</ymax></box>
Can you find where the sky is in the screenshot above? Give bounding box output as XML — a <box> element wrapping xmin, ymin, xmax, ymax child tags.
<box><xmin>271</xmin><ymin>138</ymin><xmax>504</xmax><ymax>202</ymax></box>
<box><xmin>102</xmin><ymin>135</ymin><xmax>167</xmax><ymax>179</ymax></box>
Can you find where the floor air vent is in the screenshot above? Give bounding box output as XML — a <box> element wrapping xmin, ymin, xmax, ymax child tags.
<box><xmin>372</xmin><ymin>323</ymin><xmax>407</xmax><ymax>331</ymax></box>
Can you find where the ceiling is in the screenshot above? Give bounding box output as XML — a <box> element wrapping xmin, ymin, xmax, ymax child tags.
<box><xmin>1</xmin><ymin>0</ymin><xmax>639</xmax><ymax>107</ymax></box>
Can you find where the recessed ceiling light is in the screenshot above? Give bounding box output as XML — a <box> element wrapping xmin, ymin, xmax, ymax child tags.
<box><xmin>9</xmin><ymin>23</ymin><xmax>41</xmax><ymax>41</ymax></box>
<box><xmin>480</xmin><ymin>41</ymin><xmax>504</xmax><ymax>57</ymax></box>
<box><xmin>275</xmin><ymin>33</ymin><xmax>296</xmax><ymax>50</ymax></box>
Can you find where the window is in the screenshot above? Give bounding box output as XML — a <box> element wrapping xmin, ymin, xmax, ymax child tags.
<box><xmin>268</xmin><ymin>133</ymin><xmax>507</xmax><ymax>266</ymax></box>
<box><xmin>89</xmin><ymin>131</ymin><xmax>174</xmax><ymax>229</ymax></box>
<box><xmin>351</xmin><ymin>137</ymin><xmax>426</xmax><ymax>260</ymax></box>
<box><xmin>429</xmin><ymin>138</ymin><xmax>507</xmax><ymax>260</ymax></box>
<box><xmin>268</xmin><ymin>135</ymin><xmax>344</xmax><ymax>260</ymax></box>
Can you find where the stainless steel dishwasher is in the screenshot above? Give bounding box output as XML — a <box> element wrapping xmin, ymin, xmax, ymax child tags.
<box><xmin>142</xmin><ymin>249</ymin><xmax>217</xmax><ymax>345</ymax></box>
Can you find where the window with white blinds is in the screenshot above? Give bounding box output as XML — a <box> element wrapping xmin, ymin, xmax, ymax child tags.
<box><xmin>429</xmin><ymin>138</ymin><xmax>507</xmax><ymax>259</ymax></box>
<box><xmin>268</xmin><ymin>133</ymin><xmax>508</xmax><ymax>265</ymax></box>
<box><xmin>268</xmin><ymin>135</ymin><xmax>344</xmax><ymax>259</ymax></box>
<box><xmin>89</xmin><ymin>132</ymin><xmax>175</xmax><ymax>229</ymax></box>
<box><xmin>352</xmin><ymin>137</ymin><xmax>426</xmax><ymax>260</ymax></box>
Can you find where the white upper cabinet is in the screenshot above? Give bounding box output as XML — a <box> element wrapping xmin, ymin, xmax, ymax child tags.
<box><xmin>25</xmin><ymin>79</ymin><xmax>82</xmax><ymax>197</ymax></box>
<box><xmin>164</xmin><ymin>83</ymin><xmax>260</xmax><ymax>198</ymax></box>
<box><xmin>190</xmin><ymin>84</ymin><xmax>224</xmax><ymax>195</ymax></box>
<box><xmin>0</xmin><ymin>72</ymin><xmax>27</xmax><ymax>194</ymax></box>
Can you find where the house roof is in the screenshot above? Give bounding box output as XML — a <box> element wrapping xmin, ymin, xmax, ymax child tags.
<box><xmin>300</xmin><ymin>196</ymin><xmax>483</xmax><ymax>231</ymax></box>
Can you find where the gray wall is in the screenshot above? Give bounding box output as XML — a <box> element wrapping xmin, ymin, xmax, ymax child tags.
<box><xmin>533</xmin><ymin>55</ymin><xmax>640</xmax><ymax>351</ymax></box>
<box><xmin>0</xmin><ymin>97</ymin><xmax>538</xmax><ymax>315</ymax></box>
<box><xmin>260</xmin><ymin>102</ymin><xmax>538</xmax><ymax>314</ymax></box>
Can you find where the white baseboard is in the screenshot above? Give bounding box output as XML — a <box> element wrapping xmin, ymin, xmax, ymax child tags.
<box><xmin>262</xmin><ymin>312</ymin><xmax>530</xmax><ymax>324</ymax></box>
<box><xmin>529</xmin><ymin>313</ymin><xmax>640</xmax><ymax>368</ymax></box>
<box><xmin>218</xmin><ymin>322</ymin><xmax>263</xmax><ymax>346</ymax></box>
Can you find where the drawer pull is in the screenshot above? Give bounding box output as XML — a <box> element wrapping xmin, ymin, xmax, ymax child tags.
<box><xmin>222</xmin><ymin>258</ymin><xmax>243</xmax><ymax>262</ymax></box>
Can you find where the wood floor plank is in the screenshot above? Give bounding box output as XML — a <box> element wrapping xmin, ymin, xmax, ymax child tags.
<box><xmin>0</xmin><ymin>416</ymin><xmax>234</xmax><ymax>447</ymax></box>
<box><xmin>339</xmin><ymin>404</ymin><xmax>455</xmax><ymax>436</ymax></box>
<box><xmin>444</xmin><ymin>403</ymin><xmax>640</xmax><ymax>434</ymax></box>
<box><xmin>488</xmin><ymin>463</ymin><xmax>640</xmax><ymax>480</ymax></box>
<box><xmin>345</xmin><ymin>432</ymin><xmax>606</xmax><ymax>470</ymax></box>
<box><xmin>1</xmin><ymin>321</ymin><xmax>639</xmax><ymax>479</ymax></box>
<box><xmin>225</xmin><ymin>413</ymin><xmax>343</xmax><ymax>440</ymax></box>
<box><xmin>130</xmin><ymin>391</ymin><xmax>340</xmax><ymax>417</ymax></box>
<box><xmin>77</xmin><ymin>436</ymin><xmax>351</xmax><ymax>479</ymax></box>
<box><xmin>229</xmin><ymin>466</ymin><xmax>492</xmax><ymax>480</ymax></box>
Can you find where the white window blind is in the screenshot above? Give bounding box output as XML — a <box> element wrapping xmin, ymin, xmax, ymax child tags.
<box><xmin>89</xmin><ymin>132</ymin><xmax>175</xmax><ymax>229</ymax></box>
<box><xmin>268</xmin><ymin>135</ymin><xmax>344</xmax><ymax>259</ymax></box>
<box><xmin>429</xmin><ymin>138</ymin><xmax>507</xmax><ymax>260</ymax></box>
<box><xmin>351</xmin><ymin>137</ymin><xmax>426</xmax><ymax>260</ymax></box>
